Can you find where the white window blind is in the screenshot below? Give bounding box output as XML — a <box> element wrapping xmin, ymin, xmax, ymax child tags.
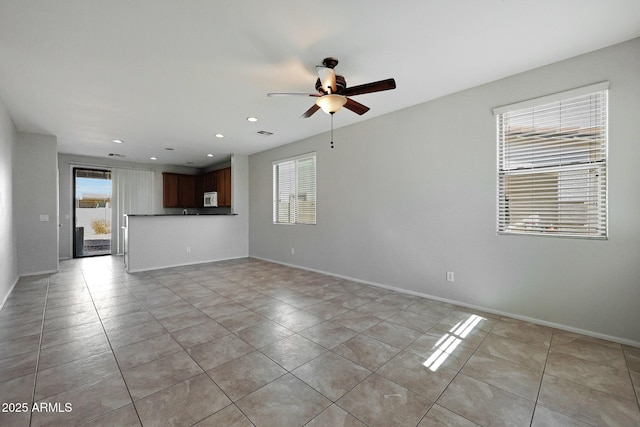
<box><xmin>273</xmin><ymin>153</ymin><xmax>316</xmax><ymax>225</ymax></box>
<box><xmin>495</xmin><ymin>83</ymin><xmax>608</xmax><ymax>239</ymax></box>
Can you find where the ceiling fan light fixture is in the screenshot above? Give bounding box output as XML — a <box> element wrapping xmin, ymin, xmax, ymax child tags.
<box><xmin>316</xmin><ymin>94</ymin><xmax>347</xmax><ymax>114</ymax></box>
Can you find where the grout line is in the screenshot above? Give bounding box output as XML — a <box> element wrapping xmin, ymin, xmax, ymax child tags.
<box><xmin>28</xmin><ymin>276</ymin><xmax>51</xmax><ymax>427</ymax></box>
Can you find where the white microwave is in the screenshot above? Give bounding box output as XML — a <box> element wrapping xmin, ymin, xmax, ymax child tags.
<box><xmin>203</xmin><ymin>191</ymin><xmax>218</xmax><ymax>207</ymax></box>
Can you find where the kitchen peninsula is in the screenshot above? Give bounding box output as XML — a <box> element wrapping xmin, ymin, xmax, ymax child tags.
<box><xmin>124</xmin><ymin>213</ymin><xmax>246</xmax><ymax>273</ymax></box>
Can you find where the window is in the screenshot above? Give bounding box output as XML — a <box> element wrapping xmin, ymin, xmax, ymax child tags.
<box><xmin>273</xmin><ymin>153</ymin><xmax>316</xmax><ymax>225</ymax></box>
<box><xmin>494</xmin><ymin>82</ymin><xmax>608</xmax><ymax>239</ymax></box>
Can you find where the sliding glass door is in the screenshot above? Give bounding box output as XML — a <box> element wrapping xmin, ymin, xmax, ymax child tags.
<box><xmin>73</xmin><ymin>168</ymin><xmax>112</xmax><ymax>257</ymax></box>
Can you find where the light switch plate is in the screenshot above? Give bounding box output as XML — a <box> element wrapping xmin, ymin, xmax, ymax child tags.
<box><xmin>39</xmin><ymin>214</ymin><xmax>49</xmax><ymax>222</ymax></box>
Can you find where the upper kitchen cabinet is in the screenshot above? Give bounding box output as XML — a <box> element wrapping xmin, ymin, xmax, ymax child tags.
<box><xmin>214</xmin><ymin>167</ymin><xmax>231</xmax><ymax>207</ymax></box>
<box><xmin>163</xmin><ymin>172</ymin><xmax>197</xmax><ymax>208</ymax></box>
<box><xmin>163</xmin><ymin>167</ymin><xmax>231</xmax><ymax>208</ymax></box>
<box><xmin>162</xmin><ymin>172</ymin><xmax>179</xmax><ymax>207</ymax></box>
<box><xmin>178</xmin><ymin>174</ymin><xmax>196</xmax><ymax>207</ymax></box>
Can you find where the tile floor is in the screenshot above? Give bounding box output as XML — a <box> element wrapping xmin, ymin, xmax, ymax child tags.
<box><xmin>0</xmin><ymin>256</ymin><xmax>639</xmax><ymax>427</ymax></box>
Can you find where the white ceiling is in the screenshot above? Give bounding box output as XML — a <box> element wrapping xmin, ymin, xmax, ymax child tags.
<box><xmin>1</xmin><ymin>0</ymin><xmax>639</xmax><ymax>167</ymax></box>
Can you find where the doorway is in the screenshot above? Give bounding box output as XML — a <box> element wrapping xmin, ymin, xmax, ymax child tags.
<box><xmin>73</xmin><ymin>168</ymin><xmax>112</xmax><ymax>257</ymax></box>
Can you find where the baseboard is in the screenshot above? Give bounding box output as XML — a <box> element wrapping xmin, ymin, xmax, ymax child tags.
<box><xmin>19</xmin><ymin>269</ymin><xmax>58</xmax><ymax>277</ymax></box>
<box><xmin>126</xmin><ymin>256</ymin><xmax>248</xmax><ymax>273</ymax></box>
<box><xmin>0</xmin><ymin>276</ymin><xmax>20</xmax><ymax>313</ymax></box>
<box><xmin>250</xmin><ymin>256</ymin><xmax>640</xmax><ymax>348</ymax></box>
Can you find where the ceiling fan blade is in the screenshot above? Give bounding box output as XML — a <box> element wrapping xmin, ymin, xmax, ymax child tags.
<box><xmin>267</xmin><ymin>92</ymin><xmax>318</xmax><ymax>97</ymax></box>
<box><xmin>344</xmin><ymin>98</ymin><xmax>370</xmax><ymax>115</ymax></box>
<box><xmin>300</xmin><ymin>104</ymin><xmax>320</xmax><ymax>118</ymax></box>
<box><xmin>316</xmin><ymin>66</ymin><xmax>337</xmax><ymax>94</ymax></box>
<box><xmin>343</xmin><ymin>78</ymin><xmax>396</xmax><ymax>96</ymax></box>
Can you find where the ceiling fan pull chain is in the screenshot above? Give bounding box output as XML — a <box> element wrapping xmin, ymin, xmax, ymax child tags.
<box><xmin>330</xmin><ymin>112</ymin><xmax>334</xmax><ymax>148</ymax></box>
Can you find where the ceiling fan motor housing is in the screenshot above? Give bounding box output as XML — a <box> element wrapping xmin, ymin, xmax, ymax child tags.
<box><xmin>315</xmin><ymin>75</ymin><xmax>346</xmax><ymax>94</ymax></box>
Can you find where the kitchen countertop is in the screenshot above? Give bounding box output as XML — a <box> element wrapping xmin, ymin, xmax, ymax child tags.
<box><xmin>125</xmin><ymin>213</ymin><xmax>237</xmax><ymax>216</ymax></box>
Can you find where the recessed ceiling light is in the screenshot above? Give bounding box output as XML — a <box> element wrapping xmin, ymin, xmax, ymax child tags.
<box><xmin>207</xmin><ymin>154</ymin><xmax>214</xmax><ymax>157</ymax></box>
<box><xmin>150</xmin><ymin>157</ymin><xmax>157</xmax><ymax>160</ymax></box>
<box><xmin>247</xmin><ymin>117</ymin><xmax>258</xmax><ymax>122</ymax></box>
<box><xmin>215</xmin><ymin>133</ymin><xmax>224</xmax><ymax>138</ymax></box>
<box><xmin>112</xmin><ymin>139</ymin><xmax>123</xmax><ymax>144</ymax></box>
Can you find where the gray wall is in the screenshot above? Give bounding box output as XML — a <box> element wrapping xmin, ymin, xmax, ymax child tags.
<box><xmin>16</xmin><ymin>133</ymin><xmax>59</xmax><ymax>275</ymax></box>
<box><xmin>0</xmin><ymin>98</ymin><xmax>18</xmax><ymax>307</ymax></box>
<box><xmin>249</xmin><ymin>38</ymin><xmax>640</xmax><ymax>345</ymax></box>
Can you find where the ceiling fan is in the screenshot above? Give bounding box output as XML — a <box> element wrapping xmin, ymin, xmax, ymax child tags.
<box><xmin>268</xmin><ymin>57</ymin><xmax>396</xmax><ymax>118</ymax></box>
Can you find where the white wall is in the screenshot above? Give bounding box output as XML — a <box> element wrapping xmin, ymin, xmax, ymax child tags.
<box><xmin>249</xmin><ymin>38</ymin><xmax>640</xmax><ymax>345</ymax></box>
<box><xmin>0</xmin><ymin>97</ymin><xmax>18</xmax><ymax>308</ymax></box>
<box><xmin>16</xmin><ymin>133</ymin><xmax>59</xmax><ymax>275</ymax></box>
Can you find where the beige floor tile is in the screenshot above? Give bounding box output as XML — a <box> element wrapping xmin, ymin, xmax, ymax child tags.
<box><xmin>538</xmin><ymin>373</ymin><xmax>640</xmax><ymax>426</ymax></box>
<box><xmin>461</xmin><ymin>351</ymin><xmax>542</xmax><ymax>401</ymax></box>
<box><xmin>437</xmin><ymin>374</ymin><xmax>535</xmax><ymax>427</ymax></box>
<box><xmin>40</xmin><ymin>321</ymin><xmax>105</xmax><ymax>349</ymax></box>
<box><xmin>337</xmin><ymin>373</ymin><xmax>430</xmax><ymax>427</ymax></box>
<box><xmin>293</xmin><ymin>351</ymin><xmax>371</xmax><ymax>401</ymax></box>
<box><xmin>331</xmin><ymin>310</ymin><xmax>383</xmax><ymax>332</ymax></box>
<box><xmin>2</xmin><ymin>257</ymin><xmax>638</xmax><ymax>427</ymax></box>
<box><xmin>405</xmin><ymin>333</ymin><xmax>476</xmax><ymax>372</ymax></box>
<box><xmin>0</xmin><ymin>333</ymin><xmax>41</xmax><ymax>359</ymax></box>
<box><xmin>208</xmin><ymin>351</ymin><xmax>287</xmax><ymax>401</ymax></box>
<box><xmin>333</xmin><ymin>334</ymin><xmax>401</xmax><ymax>371</ymax></box>
<box><xmin>215</xmin><ymin>309</ymin><xmax>266</xmax><ymax>333</ymax></box>
<box><xmin>252</xmin><ymin>301</ymin><xmax>299</xmax><ymax>320</ymax></box>
<box><xmin>550</xmin><ymin>331</ymin><xmax>627</xmax><ymax>370</ymax></box>
<box><xmin>491</xmin><ymin>317</ymin><xmax>553</xmax><ymax>347</ymax></box>
<box><xmin>377</xmin><ymin>351</ymin><xmax>456</xmax><ymax>402</ymax></box>
<box><xmin>273</xmin><ymin>310</ymin><xmax>325</xmax><ymax>332</ymax></box>
<box><xmin>100</xmin><ymin>310</ymin><xmax>155</xmax><ymax>332</ymax></box>
<box><xmin>40</xmin><ymin>328</ymin><xmax>110</xmax><ymax>363</ymax></box>
<box><xmin>0</xmin><ymin>374</ymin><xmax>35</xmax><ymax>427</ymax></box>
<box><xmin>545</xmin><ymin>351</ymin><xmax>636</xmax><ymax>402</ymax></box>
<box><xmin>135</xmin><ymin>373</ymin><xmax>231</xmax><ymax>427</ymax></box>
<box><xmin>113</xmin><ymin>333</ymin><xmax>183</xmax><ymax>370</ymax></box>
<box><xmin>157</xmin><ymin>309</ymin><xmax>210</xmax><ymax>332</ymax></box>
<box><xmin>35</xmin><ymin>351</ymin><xmax>119</xmax><ymax>400</ymax></box>
<box><xmin>105</xmin><ymin>319</ymin><xmax>166</xmax><ymax>349</ymax></box>
<box><xmin>387</xmin><ymin>310</ymin><xmax>441</xmax><ymax>333</ymax></box>
<box><xmin>0</xmin><ymin>351</ymin><xmax>38</xmax><ymax>383</ymax></box>
<box><xmin>237</xmin><ymin>374</ymin><xmax>331</xmax><ymax>427</ymax></box>
<box><xmin>306</xmin><ymin>404</ymin><xmax>367</xmax><ymax>427</ymax></box>
<box><xmin>260</xmin><ymin>334</ymin><xmax>327</xmax><ymax>371</ymax></box>
<box><xmin>418</xmin><ymin>404</ymin><xmax>480</xmax><ymax>427</ymax></box>
<box><xmin>363</xmin><ymin>320</ymin><xmax>423</xmax><ymax>349</ymax></box>
<box><xmin>169</xmin><ymin>318</ymin><xmax>230</xmax><ymax>348</ymax></box>
<box><xmin>30</xmin><ymin>373</ymin><xmax>131</xmax><ymax>427</ymax></box>
<box><xmin>122</xmin><ymin>350</ymin><xmax>203</xmax><ymax>400</ymax></box>
<box><xmin>79</xmin><ymin>403</ymin><xmax>141</xmax><ymax>427</ymax></box>
<box><xmin>477</xmin><ymin>333</ymin><xmax>548</xmax><ymax>371</ymax></box>
<box><xmin>623</xmin><ymin>344</ymin><xmax>640</xmax><ymax>373</ymax></box>
<box><xmin>188</xmin><ymin>334</ymin><xmax>255</xmax><ymax>371</ymax></box>
<box><xmin>300</xmin><ymin>321</ymin><xmax>359</xmax><ymax>349</ymax></box>
<box><xmin>531</xmin><ymin>405</ymin><xmax>591</xmax><ymax>427</ymax></box>
<box><xmin>193</xmin><ymin>404</ymin><xmax>253</xmax><ymax>426</ymax></box>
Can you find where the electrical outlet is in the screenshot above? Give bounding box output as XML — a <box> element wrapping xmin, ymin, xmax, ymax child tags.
<box><xmin>446</xmin><ymin>271</ymin><xmax>455</xmax><ymax>282</ymax></box>
<box><xmin>186</xmin><ymin>246</ymin><xmax>191</xmax><ymax>254</ymax></box>
<box><xmin>290</xmin><ymin>248</ymin><xmax>295</xmax><ymax>255</ymax></box>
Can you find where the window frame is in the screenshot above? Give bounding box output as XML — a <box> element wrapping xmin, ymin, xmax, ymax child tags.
<box><xmin>493</xmin><ymin>82</ymin><xmax>609</xmax><ymax>239</ymax></box>
<box><xmin>272</xmin><ymin>152</ymin><xmax>317</xmax><ymax>226</ymax></box>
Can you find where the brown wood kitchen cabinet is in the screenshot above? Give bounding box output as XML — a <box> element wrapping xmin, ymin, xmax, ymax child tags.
<box><xmin>214</xmin><ymin>167</ymin><xmax>231</xmax><ymax>207</ymax></box>
<box><xmin>163</xmin><ymin>167</ymin><xmax>231</xmax><ymax>208</ymax></box>
<box><xmin>162</xmin><ymin>172</ymin><xmax>179</xmax><ymax>207</ymax></box>
<box><xmin>163</xmin><ymin>172</ymin><xmax>196</xmax><ymax>208</ymax></box>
